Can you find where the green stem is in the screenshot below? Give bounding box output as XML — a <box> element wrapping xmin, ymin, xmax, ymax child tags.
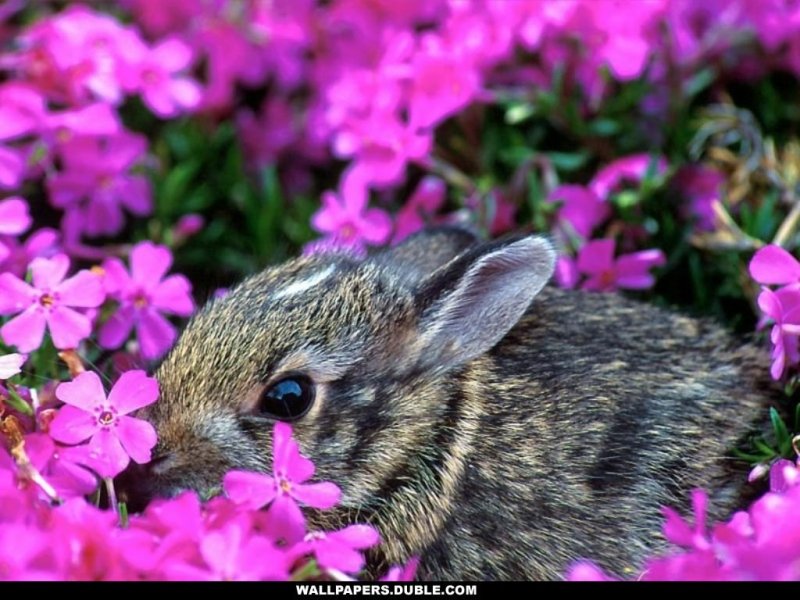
<box><xmin>772</xmin><ymin>200</ymin><xmax>800</xmax><ymax>248</ymax></box>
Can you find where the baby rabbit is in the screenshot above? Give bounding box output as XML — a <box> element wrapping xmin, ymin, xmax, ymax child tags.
<box><xmin>140</xmin><ymin>227</ymin><xmax>774</xmax><ymax>580</ymax></box>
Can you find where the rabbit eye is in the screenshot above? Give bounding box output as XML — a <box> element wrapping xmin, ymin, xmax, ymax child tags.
<box><xmin>258</xmin><ymin>375</ymin><xmax>315</xmax><ymax>421</ymax></box>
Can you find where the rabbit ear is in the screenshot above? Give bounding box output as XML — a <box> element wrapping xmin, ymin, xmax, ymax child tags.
<box><xmin>368</xmin><ymin>226</ymin><xmax>480</xmax><ymax>287</ymax></box>
<box><xmin>411</xmin><ymin>235</ymin><xmax>555</xmax><ymax>372</ymax></box>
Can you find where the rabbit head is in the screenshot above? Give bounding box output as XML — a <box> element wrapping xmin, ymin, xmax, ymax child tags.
<box><xmin>135</xmin><ymin>228</ymin><xmax>555</xmax><ymax>558</ymax></box>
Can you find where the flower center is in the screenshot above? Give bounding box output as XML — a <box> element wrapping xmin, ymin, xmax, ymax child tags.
<box><xmin>39</xmin><ymin>293</ymin><xmax>55</xmax><ymax>308</ymax></box>
<box><xmin>599</xmin><ymin>270</ymin><xmax>616</xmax><ymax>288</ymax></box>
<box><xmin>340</xmin><ymin>223</ymin><xmax>356</xmax><ymax>241</ymax></box>
<box><xmin>278</xmin><ymin>477</ymin><xmax>292</xmax><ymax>494</ymax></box>
<box><xmin>142</xmin><ymin>68</ymin><xmax>160</xmax><ymax>85</ymax></box>
<box><xmin>133</xmin><ymin>292</ymin><xmax>149</xmax><ymax>309</ymax></box>
<box><xmin>56</xmin><ymin>127</ymin><xmax>72</xmax><ymax>143</ymax></box>
<box><xmin>98</xmin><ymin>410</ymin><xmax>115</xmax><ymax>425</ymax></box>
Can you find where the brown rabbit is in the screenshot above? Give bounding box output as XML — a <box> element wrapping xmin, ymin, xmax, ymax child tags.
<box><xmin>137</xmin><ymin>227</ymin><xmax>775</xmax><ymax>580</ymax></box>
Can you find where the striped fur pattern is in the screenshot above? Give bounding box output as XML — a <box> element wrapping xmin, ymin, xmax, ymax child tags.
<box><xmin>138</xmin><ymin>227</ymin><xmax>776</xmax><ymax>580</ymax></box>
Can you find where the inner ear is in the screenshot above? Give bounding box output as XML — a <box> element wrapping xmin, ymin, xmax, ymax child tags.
<box><xmin>368</xmin><ymin>226</ymin><xmax>480</xmax><ymax>287</ymax></box>
<box><xmin>411</xmin><ymin>235</ymin><xmax>556</xmax><ymax>373</ymax></box>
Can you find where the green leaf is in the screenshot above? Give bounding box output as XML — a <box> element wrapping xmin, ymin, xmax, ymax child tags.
<box><xmin>588</xmin><ymin>118</ymin><xmax>621</xmax><ymax>137</ymax></box>
<box><xmin>5</xmin><ymin>385</ymin><xmax>33</xmax><ymax>416</ymax></box>
<box><xmin>548</xmin><ymin>151</ymin><xmax>590</xmax><ymax>172</ymax></box>
<box><xmin>505</xmin><ymin>103</ymin><xmax>536</xmax><ymax>125</ymax></box>
<box><xmin>771</xmin><ymin>407</ymin><xmax>792</xmax><ymax>454</ymax></box>
<box><xmin>612</xmin><ymin>190</ymin><xmax>641</xmax><ymax>210</ymax></box>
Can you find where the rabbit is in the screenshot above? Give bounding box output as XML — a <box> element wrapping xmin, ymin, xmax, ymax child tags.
<box><xmin>134</xmin><ymin>226</ymin><xmax>776</xmax><ymax>580</ymax></box>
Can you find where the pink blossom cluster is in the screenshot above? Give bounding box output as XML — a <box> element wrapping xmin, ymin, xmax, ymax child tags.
<box><xmin>119</xmin><ymin>0</ymin><xmax>800</xmax><ymax>255</ymax></box>
<box><xmin>0</xmin><ymin>239</ymin><xmax>193</xmax><ymax>361</ymax></box>
<box><xmin>548</xmin><ymin>154</ymin><xmax>668</xmax><ymax>293</ymax></box>
<box><xmin>0</xmin><ymin>360</ymin><xmax>412</xmax><ymax>580</ymax></box>
<box><xmin>0</xmin><ymin>4</ymin><xmax>201</xmax><ymax>249</ymax></box>
<box><xmin>569</xmin><ymin>456</ymin><xmax>800</xmax><ymax>581</ymax></box>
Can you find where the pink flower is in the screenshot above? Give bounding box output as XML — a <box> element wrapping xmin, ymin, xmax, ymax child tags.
<box><xmin>99</xmin><ymin>241</ymin><xmax>194</xmax><ymax>361</ymax></box>
<box><xmin>0</xmin><ymin>196</ymin><xmax>32</xmax><ymax>236</ymax></box>
<box><xmin>49</xmin><ymin>370</ymin><xmax>159</xmax><ymax>478</ymax></box>
<box><xmin>590</xmin><ymin>154</ymin><xmax>668</xmax><ymax>200</ymax></box>
<box><xmin>48</xmin><ymin>498</ymin><xmax>129</xmax><ymax>580</ymax></box>
<box><xmin>122</xmin><ymin>37</ymin><xmax>202</xmax><ymax>118</ymax></box>
<box><xmin>21</xmin><ymin>433</ymin><xmax>98</xmax><ymax>499</ymax></box>
<box><xmin>393</xmin><ymin>176</ymin><xmax>446</xmax><ymax>243</ymax></box>
<box><xmin>576</xmin><ymin>239</ymin><xmax>666</xmax><ymax>292</ymax></box>
<box><xmin>0</xmin><ymin>524</ymin><xmax>52</xmax><ymax>581</ymax></box>
<box><xmin>407</xmin><ymin>41</ymin><xmax>480</xmax><ymax>129</ymax></box>
<box><xmin>0</xmin><ymin>227</ymin><xmax>60</xmax><ymax>278</ymax></box>
<box><xmin>573</xmin><ymin>1</ymin><xmax>663</xmax><ymax>81</ymax></box>
<box><xmin>43</xmin><ymin>103</ymin><xmax>121</xmax><ymax>147</ymax></box>
<box><xmin>224</xmin><ymin>422</ymin><xmax>341</xmax><ymax>541</ymax></box>
<box><xmin>164</xmin><ymin>522</ymin><xmax>289</xmax><ymax>581</ymax></box>
<box><xmin>311</xmin><ymin>170</ymin><xmax>393</xmax><ymax>251</ymax></box>
<box><xmin>547</xmin><ymin>185</ymin><xmax>610</xmax><ymax>239</ymax></box>
<box><xmin>47</xmin><ymin>132</ymin><xmax>152</xmax><ymax>238</ymax></box>
<box><xmin>0</xmin><ymin>353</ymin><xmax>25</xmax><ymax>379</ymax></box>
<box><xmin>333</xmin><ymin>111</ymin><xmax>431</xmax><ymax>187</ymax></box>
<box><xmin>0</xmin><ymin>254</ymin><xmax>105</xmax><ymax>352</ymax></box>
<box><xmin>120</xmin><ymin>492</ymin><xmax>205</xmax><ymax>574</ymax></box>
<box><xmin>663</xmin><ymin>489</ymin><xmax>711</xmax><ymax>551</ymax></box>
<box><xmin>293</xmin><ymin>525</ymin><xmax>380</xmax><ymax>574</ymax></box>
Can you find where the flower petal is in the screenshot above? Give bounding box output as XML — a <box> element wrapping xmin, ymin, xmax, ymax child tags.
<box><xmin>107</xmin><ymin>370</ymin><xmax>159</xmax><ymax>414</ymax></box>
<box><xmin>136</xmin><ymin>308</ymin><xmax>177</xmax><ymax>360</ymax></box>
<box><xmin>98</xmin><ymin>304</ymin><xmax>136</xmax><ymax>350</ymax></box>
<box><xmin>0</xmin><ymin>197</ymin><xmax>31</xmax><ymax>235</ymax></box>
<box><xmin>0</xmin><ymin>273</ymin><xmax>36</xmax><ymax>314</ymax></box>
<box><xmin>56</xmin><ymin>371</ymin><xmax>106</xmax><ymax>411</ymax></box>
<box><xmin>328</xmin><ymin>524</ymin><xmax>381</xmax><ymax>549</ymax></box>
<box><xmin>49</xmin><ymin>405</ymin><xmax>101</xmax><ymax>445</ymax></box>
<box><xmin>47</xmin><ymin>305</ymin><xmax>93</xmax><ymax>349</ymax></box>
<box><xmin>1</xmin><ymin>305</ymin><xmax>46</xmax><ymax>352</ymax></box>
<box><xmin>87</xmin><ymin>429</ymin><xmax>130</xmax><ymax>478</ymax></box>
<box><xmin>263</xmin><ymin>494</ymin><xmax>306</xmax><ymax>544</ymax></box>
<box><xmin>223</xmin><ymin>470</ymin><xmax>278</xmax><ymax>510</ymax></box>
<box><xmin>272</xmin><ymin>421</ymin><xmax>294</xmax><ymax>473</ymax></box>
<box><xmin>30</xmin><ymin>254</ymin><xmax>70</xmax><ymax>290</ymax></box>
<box><xmin>56</xmin><ymin>270</ymin><xmax>105</xmax><ymax>308</ymax></box>
<box><xmin>130</xmin><ymin>241</ymin><xmax>172</xmax><ymax>287</ymax></box>
<box><xmin>151</xmin><ymin>275</ymin><xmax>194</xmax><ymax>316</ymax></box>
<box><xmin>749</xmin><ymin>245</ymin><xmax>800</xmax><ymax>285</ymax></box>
<box><xmin>576</xmin><ymin>239</ymin><xmax>616</xmax><ymax>275</ymax></box>
<box><xmin>0</xmin><ymin>352</ymin><xmax>26</xmax><ymax>379</ymax></box>
<box><xmin>116</xmin><ymin>415</ymin><xmax>158</xmax><ymax>464</ymax></box>
<box><xmin>101</xmin><ymin>257</ymin><xmax>133</xmax><ymax>297</ymax></box>
<box><xmin>293</xmin><ymin>481</ymin><xmax>341</xmax><ymax>510</ymax></box>
<box><xmin>315</xmin><ymin>539</ymin><xmax>366</xmax><ymax>573</ymax></box>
